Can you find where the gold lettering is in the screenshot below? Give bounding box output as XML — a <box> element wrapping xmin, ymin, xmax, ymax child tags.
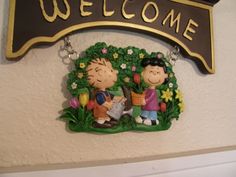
<box><xmin>103</xmin><ymin>0</ymin><xmax>114</xmax><ymax>17</ymax></box>
<box><xmin>142</xmin><ymin>2</ymin><xmax>159</xmax><ymax>23</ymax></box>
<box><xmin>39</xmin><ymin>0</ymin><xmax>70</xmax><ymax>22</ymax></box>
<box><xmin>80</xmin><ymin>0</ymin><xmax>93</xmax><ymax>17</ymax></box>
<box><xmin>183</xmin><ymin>19</ymin><xmax>199</xmax><ymax>41</ymax></box>
<box><xmin>162</xmin><ymin>9</ymin><xmax>181</xmax><ymax>33</ymax></box>
<box><xmin>122</xmin><ymin>0</ymin><xmax>135</xmax><ymax>19</ymax></box>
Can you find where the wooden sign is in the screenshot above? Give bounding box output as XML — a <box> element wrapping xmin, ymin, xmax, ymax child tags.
<box><xmin>6</xmin><ymin>0</ymin><xmax>219</xmax><ymax>73</ymax></box>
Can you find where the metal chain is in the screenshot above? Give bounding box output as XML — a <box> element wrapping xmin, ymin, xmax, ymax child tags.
<box><xmin>59</xmin><ymin>36</ymin><xmax>78</xmax><ymax>64</ymax></box>
<box><xmin>59</xmin><ymin>36</ymin><xmax>180</xmax><ymax>66</ymax></box>
<box><xmin>167</xmin><ymin>46</ymin><xmax>181</xmax><ymax>66</ymax></box>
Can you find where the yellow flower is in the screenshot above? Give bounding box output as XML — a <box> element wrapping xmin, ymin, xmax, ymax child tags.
<box><xmin>175</xmin><ymin>89</ymin><xmax>183</xmax><ymax>102</ymax></box>
<box><xmin>80</xmin><ymin>63</ymin><xmax>86</xmax><ymax>68</ymax></box>
<box><xmin>169</xmin><ymin>73</ymin><xmax>174</xmax><ymax>78</ymax></box>
<box><xmin>161</xmin><ymin>88</ymin><xmax>173</xmax><ymax>102</ymax></box>
<box><xmin>139</xmin><ymin>53</ymin><xmax>145</xmax><ymax>59</ymax></box>
<box><xmin>124</xmin><ymin>77</ymin><xmax>130</xmax><ymax>83</ymax></box>
<box><xmin>178</xmin><ymin>102</ymin><xmax>184</xmax><ymax>112</ymax></box>
<box><xmin>79</xmin><ymin>93</ymin><xmax>89</xmax><ymax>107</ymax></box>
<box><xmin>77</xmin><ymin>72</ymin><xmax>84</xmax><ymax>79</ymax></box>
<box><xmin>113</xmin><ymin>53</ymin><xmax>119</xmax><ymax>59</ymax></box>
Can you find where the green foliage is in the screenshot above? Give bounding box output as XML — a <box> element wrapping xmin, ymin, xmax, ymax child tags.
<box><xmin>60</xmin><ymin>42</ymin><xmax>184</xmax><ymax>133</ymax></box>
<box><xmin>60</xmin><ymin>106</ymin><xmax>93</xmax><ymax>131</ymax></box>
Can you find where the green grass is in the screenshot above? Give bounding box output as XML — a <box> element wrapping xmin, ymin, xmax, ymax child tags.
<box><xmin>61</xmin><ymin>108</ymin><xmax>173</xmax><ymax>134</ymax></box>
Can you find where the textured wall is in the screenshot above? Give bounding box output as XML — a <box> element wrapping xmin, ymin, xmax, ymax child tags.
<box><xmin>0</xmin><ymin>0</ymin><xmax>236</xmax><ymax>172</ymax></box>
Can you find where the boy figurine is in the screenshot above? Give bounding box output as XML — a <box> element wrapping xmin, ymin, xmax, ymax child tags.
<box><xmin>86</xmin><ymin>58</ymin><xmax>124</xmax><ymax>128</ymax></box>
<box><xmin>135</xmin><ymin>58</ymin><xmax>168</xmax><ymax>126</ymax></box>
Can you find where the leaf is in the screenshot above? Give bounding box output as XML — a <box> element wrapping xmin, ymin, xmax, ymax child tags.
<box><xmin>77</xmin><ymin>88</ymin><xmax>89</xmax><ymax>95</ymax></box>
<box><xmin>60</xmin><ymin>113</ymin><xmax>78</xmax><ymax>123</ymax></box>
<box><xmin>61</xmin><ymin>111</ymin><xmax>77</xmax><ymax>121</ymax></box>
<box><xmin>64</xmin><ymin>117</ymin><xmax>77</xmax><ymax>123</ymax></box>
<box><xmin>78</xmin><ymin>107</ymin><xmax>85</xmax><ymax>122</ymax></box>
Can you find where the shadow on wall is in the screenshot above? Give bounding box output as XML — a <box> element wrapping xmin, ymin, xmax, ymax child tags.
<box><xmin>58</xmin><ymin>48</ymin><xmax>86</xmax><ymax>133</ymax></box>
<box><xmin>58</xmin><ymin>50</ymin><xmax>87</xmax><ymax>116</ymax></box>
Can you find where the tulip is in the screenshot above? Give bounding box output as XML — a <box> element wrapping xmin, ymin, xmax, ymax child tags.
<box><xmin>79</xmin><ymin>93</ymin><xmax>89</xmax><ymax>107</ymax></box>
<box><xmin>160</xmin><ymin>102</ymin><xmax>167</xmax><ymax>112</ymax></box>
<box><xmin>133</xmin><ymin>73</ymin><xmax>141</xmax><ymax>84</ymax></box>
<box><xmin>87</xmin><ymin>100</ymin><xmax>95</xmax><ymax>110</ymax></box>
<box><xmin>69</xmin><ymin>97</ymin><xmax>80</xmax><ymax>109</ymax></box>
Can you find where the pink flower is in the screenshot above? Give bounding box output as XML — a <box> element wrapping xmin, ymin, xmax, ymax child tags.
<box><xmin>101</xmin><ymin>48</ymin><xmax>107</xmax><ymax>54</ymax></box>
<box><xmin>157</xmin><ymin>53</ymin><xmax>163</xmax><ymax>59</ymax></box>
<box><xmin>69</xmin><ymin>98</ymin><xmax>80</xmax><ymax>109</ymax></box>
<box><xmin>131</xmin><ymin>66</ymin><xmax>136</xmax><ymax>72</ymax></box>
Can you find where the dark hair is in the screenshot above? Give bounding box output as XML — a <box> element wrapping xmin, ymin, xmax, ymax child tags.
<box><xmin>141</xmin><ymin>58</ymin><xmax>167</xmax><ymax>73</ymax></box>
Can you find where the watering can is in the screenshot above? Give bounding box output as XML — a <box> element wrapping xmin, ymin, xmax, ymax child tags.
<box><xmin>107</xmin><ymin>98</ymin><xmax>127</xmax><ymax>120</ymax></box>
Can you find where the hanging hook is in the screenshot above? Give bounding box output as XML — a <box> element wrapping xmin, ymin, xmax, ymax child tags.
<box><xmin>167</xmin><ymin>46</ymin><xmax>181</xmax><ymax>66</ymax></box>
<box><xmin>59</xmin><ymin>36</ymin><xmax>79</xmax><ymax>63</ymax></box>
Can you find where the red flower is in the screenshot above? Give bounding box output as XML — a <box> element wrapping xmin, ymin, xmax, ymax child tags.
<box><xmin>160</xmin><ymin>102</ymin><xmax>167</xmax><ymax>112</ymax></box>
<box><xmin>133</xmin><ymin>73</ymin><xmax>141</xmax><ymax>84</ymax></box>
<box><xmin>86</xmin><ymin>100</ymin><xmax>95</xmax><ymax>110</ymax></box>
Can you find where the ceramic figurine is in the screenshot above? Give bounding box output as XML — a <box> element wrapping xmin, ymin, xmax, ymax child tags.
<box><xmin>60</xmin><ymin>42</ymin><xmax>184</xmax><ymax>133</ymax></box>
<box><xmin>135</xmin><ymin>58</ymin><xmax>168</xmax><ymax>126</ymax></box>
<box><xmin>86</xmin><ymin>58</ymin><xmax>126</xmax><ymax>128</ymax></box>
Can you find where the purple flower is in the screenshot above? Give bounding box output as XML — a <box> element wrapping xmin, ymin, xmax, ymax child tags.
<box><xmin>69</xmin><ymin>98</ymin><xmax>80</xmax><ymax>109</ymax></box>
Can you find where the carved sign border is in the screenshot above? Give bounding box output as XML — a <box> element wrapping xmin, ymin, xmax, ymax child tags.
<box><xmin>6</xmin><ymin>0</ymin><xmax>216</xmax><ymax>74</ymax></box>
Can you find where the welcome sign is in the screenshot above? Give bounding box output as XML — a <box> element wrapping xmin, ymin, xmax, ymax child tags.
<box><xmin>6</xmin><ymin>0</ymin><xmax>219</xmax><ymax>73</ymax></box>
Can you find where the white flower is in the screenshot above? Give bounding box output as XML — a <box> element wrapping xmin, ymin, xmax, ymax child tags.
<box><xmin>120</xmin><ymin>63</ymin><xmax>127</xmax><ymax>69</ymax></box>
<box><xmin>71</xmin><ymin>82</ymin><xmax>77</xmax><ymax>90</ymax></box>
<box><xmin>127</xmin><ymin>49</ymin><xmax>133</xmax><ymax>55</ymax></box>
<box><xmin>169</xmin><ymin>83</ymin><xmax>174</xmax><ymax>88</ymax></box>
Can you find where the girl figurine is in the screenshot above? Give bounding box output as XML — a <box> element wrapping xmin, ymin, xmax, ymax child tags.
<box><xmin>135</xmin><ymin>57</ymin><xmax>168</xmax><ymax>126</ymax></box>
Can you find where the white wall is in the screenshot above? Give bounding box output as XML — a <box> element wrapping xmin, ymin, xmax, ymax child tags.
<box><xmin>1</xmin><ymin>150</ymin><xmax>236</xmax><ymax>177</ymax></box>
<box><xmin>0</xmin><ymin>0</ymin><xmax>236</xmax><ymax>173</ymax></box>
